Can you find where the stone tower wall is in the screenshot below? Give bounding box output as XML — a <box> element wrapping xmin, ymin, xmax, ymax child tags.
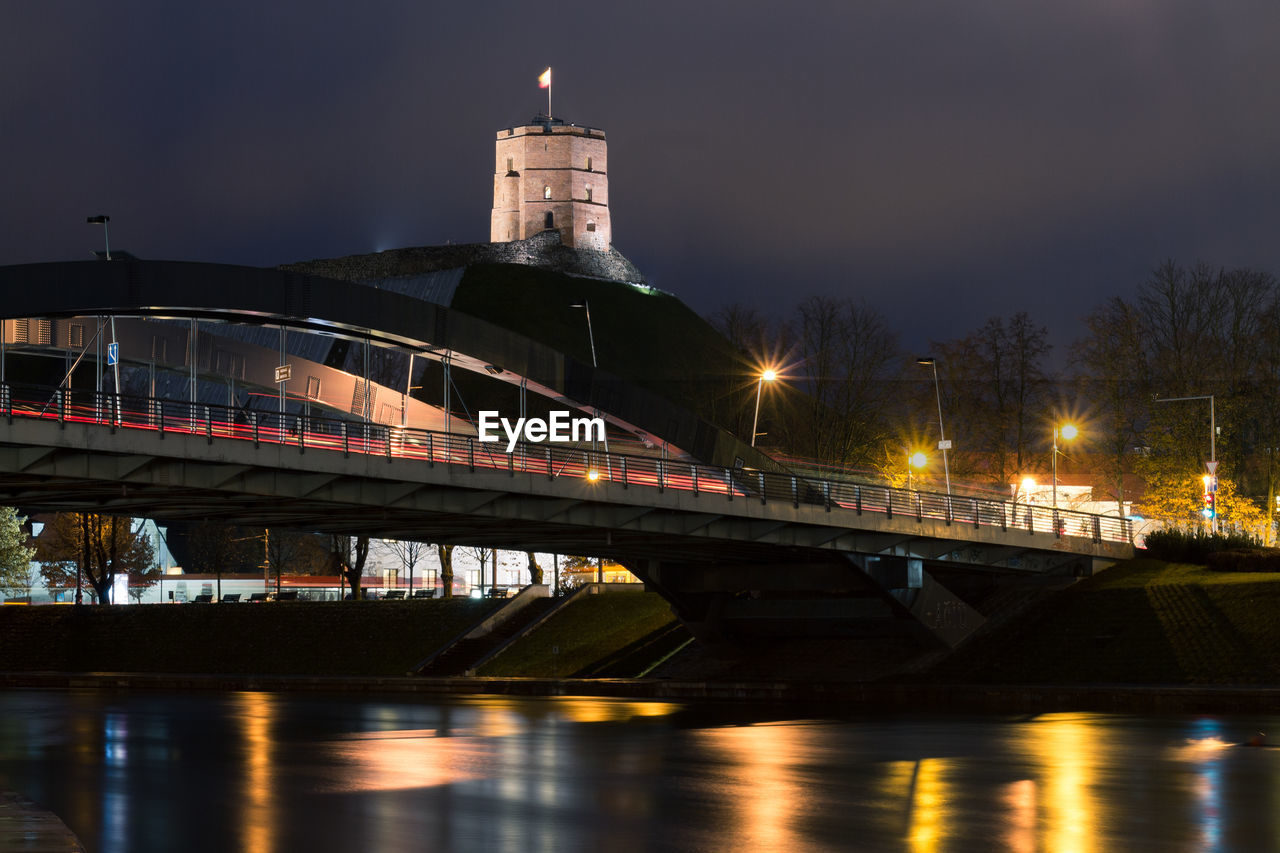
<box><xmin>491</xmin><ymin>123</ymin><xmax>611</xmax><ymax>251</ymax></box>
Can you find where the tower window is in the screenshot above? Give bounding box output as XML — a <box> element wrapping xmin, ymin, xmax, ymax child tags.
<box><xmin>585</xmin><ymin>185</ymin><xmax>593</xmax><ymax>202</ymax></box>
<box><xmin>586</xmin><ymin>157</ymin><xmax>593</xmax><ymax>171</ymax></box>
<box><xmin>544</xmin><ymin>185</ymin><xmax>552</xmax><ymax>199</ymax></box>
<box><xmin>586</xmin><ymin>223</ymin><xmax>596</xmax><ymax>232</ymax></box>
<box><xmin>506</xmin><ymin>157</ymin><xmax>513</xmax><ymax>172</ymax></box>
<box><xmin>545</xmin><ymin>212</ymin><xmax>554</xmax><ymax>229</ymax></box>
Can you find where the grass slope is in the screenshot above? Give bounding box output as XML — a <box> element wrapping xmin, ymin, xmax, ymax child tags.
<box><xmin>474</xmin><ymin>590</ymin><xmax>679</xmax><ymax>678</ymax></box>
<box><xmin>454</xmin><ymin>264</ymin><xmax>748</xmax><ymax>411</ymax></box>
<box><xmin>931</xmin><ymin>559</ymin><xmax>1280</xmax><ymax>685</ymax></box>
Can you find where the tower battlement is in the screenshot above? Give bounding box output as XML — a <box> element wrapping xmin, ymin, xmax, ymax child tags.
<box><xmin>490</xmin><ymin>117</ymin><xmax>611</xmax><ymax>251</ymax></box>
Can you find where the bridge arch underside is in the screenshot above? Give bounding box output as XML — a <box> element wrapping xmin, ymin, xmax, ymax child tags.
<box><xmin>0</xmin><ymin>419</ymin><xmax>1127</xmax><ymax>652</ymax></box>
<box><xmin>0</xmin><ymin>260</ymin><xmax>774</xmax><ymax>470</ymax></box>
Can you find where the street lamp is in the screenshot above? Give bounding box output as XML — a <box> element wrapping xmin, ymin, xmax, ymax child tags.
<box><xmin>907</xmin><ymin>450</ymin><xmax>927</xmax><ymax>490</ymax></box>
<box><xmin>916</xmin><ymin>358</ymin><xmax>952</xmax><ymax>495</ymax></box>
<box><xmin>1052</xmin><ymin>422</ymin><xmax>1079</xmax><ymax>509</ymax></box>
<box><xmin>1155</xmin><ymin>394</ymin><xmax>1217</xmax><ymax>533</ymax></box>
<box><xmin>751</xmin><ymin>368</ymin><xmax>777</xmax><ymax>448</ymax></box>
<box><xmin>1020</xmin><ymin>476</ymin><xmax>1036</xmax><ymax>503</ymax></box>
<box><xmin>569</xmin><ymin>301</ymin><xmax>597</xmax><ymax>368</ymax></box>
<box><xmin>86</xmin><ymin>215</ymin><xmax>111</xmax><ymax>260</ymax></box>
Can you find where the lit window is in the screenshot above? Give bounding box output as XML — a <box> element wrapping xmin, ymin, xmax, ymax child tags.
<box><xmin>544</xmin><ymin>185</ymin><xmax>552</xmax><ymax>199</ymax></box>
<box><xmin>585</xmin><ymin>185</ymin><xmax>592</xmax><ymax>202</ymax></box>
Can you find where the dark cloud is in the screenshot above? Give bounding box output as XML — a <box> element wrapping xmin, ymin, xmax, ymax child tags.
<box><xmin>4</xmin><ymin>1</ymin><xmax>1280</xmax><ymax>362</ymax></box>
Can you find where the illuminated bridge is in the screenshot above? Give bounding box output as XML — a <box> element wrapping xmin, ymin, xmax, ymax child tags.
<box><xmin>0</xmin><ymin>260</ymin><xmax>1134</xmax><ymax>648</ymax></box>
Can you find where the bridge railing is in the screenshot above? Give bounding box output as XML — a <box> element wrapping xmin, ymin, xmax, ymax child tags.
<box><xmin>0</xmin><ymin>383</ymin><xmax>1132</xmax><ymax>545</ymax></box>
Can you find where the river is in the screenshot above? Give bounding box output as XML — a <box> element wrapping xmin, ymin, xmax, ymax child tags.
<box><xmin>0</xmin><ymin>690</ymin><xmax>1275</xmax><ymax>851</ymax></box>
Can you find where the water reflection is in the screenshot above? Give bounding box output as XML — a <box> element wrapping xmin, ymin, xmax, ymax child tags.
<box><xmin>236</xmin><ymin>691</ymin><xmax>277</xmax><ymax>853</ymax></box>
<box><xmin>0</xmin><ymin>693</ymin><xmax>1276</xmax><ymax>852</ymax></box>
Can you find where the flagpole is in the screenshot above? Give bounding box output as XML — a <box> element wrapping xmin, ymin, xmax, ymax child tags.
<box><xmin>547</xmin><ymin>77</ymin><xmax>552</xmax><ymax>118</ymax></box>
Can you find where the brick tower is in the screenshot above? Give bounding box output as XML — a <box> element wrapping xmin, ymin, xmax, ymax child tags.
<box><xmin>490</xmin><ymin>116</ymin><xmax>611</xmax><ymax>251</ymax></box>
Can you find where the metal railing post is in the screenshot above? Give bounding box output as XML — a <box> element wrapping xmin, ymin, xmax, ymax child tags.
<box><xmin>792</xmin><ymin>476</ymin><xmax>799</xmax><ymax>508</ymax></box>
<box><xmin>855</xmin><ymin>485</ymin><xmax>862</xmax><ymax>515</ymax></box>
<box><xmin>342</xmin><ymin>422</ymin><xmax>349</xmax><ymax>457</ymax></box>
<box><xmin>205</xmin><ymin>406</ymin><xmax>213</xmax><ymax>444</ymax></box>
<box><xmin>468</xmin><ymin>436</ymin><xmax>474</xmax><ymax>471</ymax></box>
<box><xmin>621</xmin><ymin>456</ymin><xmax>628</xmax><ymax>488</ymax></box>
<box><xmin>824</xmin><ymin>481</ymin><xmax>831</xmax><ymax>512</ymax></box>
<box><xmin>691</xmin><ymin>466</ymin><xmax>698</xmax><ymax>495</ymax></box>
<box><xmin>57</xmin><ymin>389</ymin><xmax>65</xmax><ymax>428</ymax></box>
<box><xmin>759</xmin><ymin>471</ymin><xmax>766</xmax><ymax>506</ymax></box>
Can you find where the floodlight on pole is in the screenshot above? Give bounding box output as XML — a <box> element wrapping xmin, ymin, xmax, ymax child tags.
<box><xmin>907</xmin><ymin>449</ymin><xmax>927</xmax><ymax>491</ymax></box>
<box><xmin>86</xmin><ymin>215</ymin><xmax>111</xmax><ymax>260</ymax></box>
<box><xmin>750</xmin><ymin>368</ymin><xmax>778</xmax><ymax>448</ymax></box>
<box><xmin>1052</xmin><ymin>422</ymin><xmax>1079</xmax><ymax>509</ymax></box>
<box><xmin>569</xmin><ymin>302</ymin><xmax>597</xmax><ymax>368</ymax></box>
<box><xmin>916</xmin><ymin>357</ymin><xmax>952</xmax><ymax>495</ymax></box>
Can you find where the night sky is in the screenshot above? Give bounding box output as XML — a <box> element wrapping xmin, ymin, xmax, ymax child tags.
<box><xmin>5</xmin><ymin>2</ymin><xmax>1279</xmax><ymax>360</ymax></box>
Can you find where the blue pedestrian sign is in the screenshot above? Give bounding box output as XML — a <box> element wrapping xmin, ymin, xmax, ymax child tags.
<box><xmin>107</xmin><ymin>342</ymin><xmax>119</xmax><ymax>366</ymax></box>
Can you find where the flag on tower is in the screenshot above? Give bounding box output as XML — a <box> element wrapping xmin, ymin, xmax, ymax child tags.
<box><xmin>538</xmin><ymin>68</ymin><xmax>551</xmax><ymax>88</ymax></box>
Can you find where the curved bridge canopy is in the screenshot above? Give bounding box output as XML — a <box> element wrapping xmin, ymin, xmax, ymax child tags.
<box><xmin>0</xmin><ymin>260</ymin><xmax>769</xmax><ymax>469</ymax></box>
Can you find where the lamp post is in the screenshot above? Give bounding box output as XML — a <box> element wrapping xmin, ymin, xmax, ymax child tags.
<box><xmin>86</xmin><ymin>215</ymin><xmax>111</xmax><ymax>260</ymax></box>
<box><xmin>571</xmin><ymin>301</ymin><xmax>607</xmax><ymax>473</ymax></box>
<box><xmin>907</xmin><ymin>450</ymin><xmax>927</xmax><ymax>491</ymax></box>
<box><xmin>569</xmin><ymin>301</ymin><xmax>597</xmax><ymax>368</ymax></box>
<box><xmin>1052</xmin><ymin>422</ymin><xmax>1078</xmax><ymax>509</ymax></box>
<box><xmin>916</xmin><ymin>358</ymin><xmax>952</xmax><ymax>495</ymax></box>
<box><xmin>1155</xmin><ymin>394</ymin><xmax>1217</xmax><ymax>533</ymax></box>
<box><xmin>751</xmin><ymin>368</ymin><xmax>777</xmax><ymax>448</ymax></box>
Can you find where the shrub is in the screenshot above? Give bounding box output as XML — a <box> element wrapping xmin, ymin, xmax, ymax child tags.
<box><xmin>1204</xmin><ymin>548</ymin><xmax>1280</xmax><ymax>573</ymax></box>
<box><xmin>1141</xmin><ymin>528</ymin><xmax>1261</xmax><ymax>563</ymax></box>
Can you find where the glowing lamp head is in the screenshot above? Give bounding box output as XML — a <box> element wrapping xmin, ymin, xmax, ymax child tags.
<box><xmin>586</xmin><ymin>468</ymin><xmax>600</xmax><ymax>482</ymax></box>
<box><xmin>1021</xmin><ymin>476</ymin><xmax>1036</xmax><ymax>494</ymax></box>
<box><xmin>1060</xmin><ymin>423</ymin><xmax>1078</xmax><ymax>440</ymax></box>
<box><xmin>909</xmin><ymin>451</ymin><xmax>928</xmax><ymax>469</ymax></box>
<box><xmin>761</xmin><ymin>369</ymin><xmax>777</xmax><ymax>382</ymax></box>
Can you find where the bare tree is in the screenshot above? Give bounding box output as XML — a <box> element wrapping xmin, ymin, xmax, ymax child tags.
<box><xmin>385</xmin><ymin>539</ymin><xmax>428</xmax><ymax>591</ymax></box>
<box><xmin>779</xmin><ymin>296</ymin><xmax>901</xmax><ymax>468</ymax></box>
<box><xmin>934</xmin><ymin>312</ymin><xmax>1050</xmax><ymax>490</ymax></box>
<box><xmin>331</xmin><ymin>534</ymin><xmax>371</xmax><ymax>600</ymax></box>
<box><xmin>436</xmin><ymin>544</ymin><xmax>455</xmax><ymax>598</ymax></box>
<box><xmin>36</xmin><ymin>513</ymin><xmax>155</xmax><ymax>604</ymax></box>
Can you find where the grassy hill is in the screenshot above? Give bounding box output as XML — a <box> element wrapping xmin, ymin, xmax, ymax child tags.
<box><xmin>453</xmin><ymin>264</ymin><xmax>751</xmax><ymax>425</ymax></box>
<box><xmin>927</xmin><ymin>558</ymin><xmax>1280</xmax><ymax>685</ymax></box>
<box><xmin>473</xmin><ymin>589</ymin><xmax>687</xmax><ymax>678</ymax></box>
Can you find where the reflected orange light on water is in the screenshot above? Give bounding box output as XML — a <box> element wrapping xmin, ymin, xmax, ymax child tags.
<box><xmin>695</xmin><ymin>722</ymin><xmax>824</xmax><ymax>850</ymax></box>
<box><xmin>1028</xmin><ymin>714</ymin><xmax>1104</xmax><ymax>853</ymax></box>
<box><xmin>906</xmin><ymin>758</ymin><xmax>952</xmax><ymax>852</ymax></box>
<box><xmin>235</xmin><ymin>692</ymin><xmax>278</xmax><ymax>853</ymax></box>
<box><xmin>550</xmin><ymin>698</ymin><xmax>680</xmax><ymax>724</ymax></box>
<box><xmin>324</xmin><ymin>735</ymin><xmax>493</xmax><ymax>793</ymax></box>
<box><xmin>1002</xmin><ymin>778</ymin><xmax>1037</xmax><ymax>853</ymax></box>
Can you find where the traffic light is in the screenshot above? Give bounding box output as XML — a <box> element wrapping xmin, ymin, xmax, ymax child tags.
<box><xmin>1203</xmin><ymin>492</ymin><xmax>1216</xmax><ymax>519</ymax></box>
